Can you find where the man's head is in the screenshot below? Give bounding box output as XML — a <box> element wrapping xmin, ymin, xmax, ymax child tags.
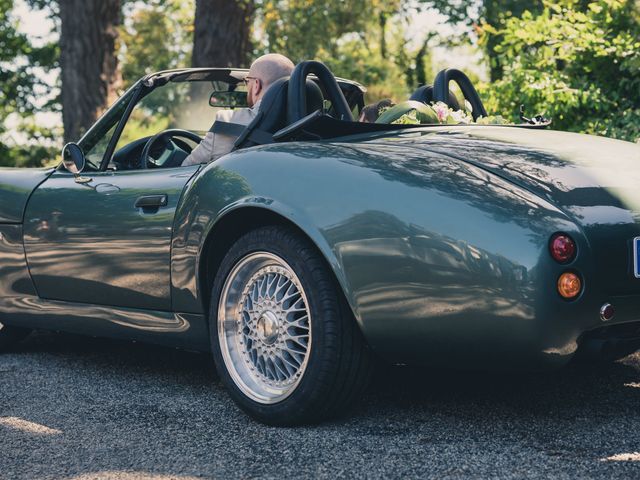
<box><xmin>245</xmin><ymin>53</ymin><xmax>295</xmax><ymax>107</ymax></box>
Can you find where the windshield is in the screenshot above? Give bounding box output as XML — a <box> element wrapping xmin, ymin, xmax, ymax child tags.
<box><xmin>116</xmin><ymin>74</ymin><xmax>249</xmax><ymax>150</ymax></box>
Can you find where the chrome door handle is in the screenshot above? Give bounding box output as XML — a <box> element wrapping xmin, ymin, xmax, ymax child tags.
<box><xmin>135</xmin><ymin>195</ymin><xmax>168</xmax><ymax>208</ymax></box>
<box><xmin>135</xmin><ymin>194</ymin><xmax>168</xmax><ymax>210</ymax></box>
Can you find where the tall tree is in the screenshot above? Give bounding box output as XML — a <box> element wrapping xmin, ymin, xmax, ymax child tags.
<box><xmin>192</xmin><ymin>0</ymin><xmax>254</xmax><ymax>68</ymax></box>
<box><xmin>58</xmin><ymin>0</ymin><xmax>121</xmax><ymax>143</ymax></box>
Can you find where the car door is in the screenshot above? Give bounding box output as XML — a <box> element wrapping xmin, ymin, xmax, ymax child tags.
<box><xmin>23</xmin><ymin>165</ymin><xmax>199</xmax><ymax>311</ymax></box>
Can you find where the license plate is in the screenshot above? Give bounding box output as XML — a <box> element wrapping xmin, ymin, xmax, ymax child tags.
<box><xmin>634</xmin><ymin>237</ymin><xmax>640</xmax><ymax>278</ymax></box>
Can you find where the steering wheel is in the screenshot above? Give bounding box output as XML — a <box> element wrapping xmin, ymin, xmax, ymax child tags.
<box><xmin>140</xmin><ymin>129</ymin><xmax>203</xmax><ymax>169</ymax></box>
<box><xmin>433</xmin><ymin>69</ymin><xmax>488</xmax><ymax>121</ymax></box>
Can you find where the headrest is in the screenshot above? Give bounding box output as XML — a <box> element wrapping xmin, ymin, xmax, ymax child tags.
<box><xmin>254</xmin><ymin>77</ymin><xmax>325</xmax><ymax>134</ymax></box>
<box><xmin>234</xmin><ymin>78</ymin><xmax>324</xmax><ymax>149</ymax></box>
<box><xmin>410</xmin><ymin>85</ymin><xmax>461</xmax><ymax>111</ymax></box>
<box><xmin>254</xmin><ymin>77</ymin><xmax>290</xmax><ymax>135</ymax></box>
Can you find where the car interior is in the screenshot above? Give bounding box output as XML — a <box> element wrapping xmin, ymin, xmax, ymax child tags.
<box><xmin>78</xmin><ymin>61</ymin><xmax>548</xmax><ymax>173</ymax></box>
<box><xmin>102</xmin><ymin>63</ymin><xmax>371</xmax><ymax>171</ymax></box>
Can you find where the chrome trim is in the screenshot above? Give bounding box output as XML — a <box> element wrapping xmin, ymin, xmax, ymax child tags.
<box><xmin>600</xmin><ymin>303</ymin><xmax>614</xmax><ymax>322</ymax></box>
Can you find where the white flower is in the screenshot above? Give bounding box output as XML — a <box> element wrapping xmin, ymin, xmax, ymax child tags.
<box><xmin>429</xmin><ymin>101</ymin><xmax>512</xmax><ymax>126</ymax></box>
<box><xmin>449</xmin><ymin>109</ymin><xmax>472</xmax><ymax>124</ymax></box>
<box><xmin>432</xmin><ymin>102</ymin><xmax>450</xmax><ymax>123</ymax></box>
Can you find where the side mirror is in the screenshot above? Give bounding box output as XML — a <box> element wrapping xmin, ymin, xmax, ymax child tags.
<box><xmin>62</xmin><ymin>143</ymin><xmax>86</xmax><ymax>174</ymax></box>
<box><xmin>62</xmin><ymin>143</ymin><xmax>92</xmax><ymax>184</ymax></box>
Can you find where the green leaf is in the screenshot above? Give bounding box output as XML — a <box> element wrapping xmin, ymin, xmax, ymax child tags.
<box><xmin>375</xmin><ymin>101</ymin><xmax>439</xmax><ymax>124</ymax></box>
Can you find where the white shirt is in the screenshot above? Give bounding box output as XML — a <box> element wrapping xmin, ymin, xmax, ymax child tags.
<box><xmin>182</xmin><ymin>100</ymin><xmax>262</xmax><ymax>166</ymax></box>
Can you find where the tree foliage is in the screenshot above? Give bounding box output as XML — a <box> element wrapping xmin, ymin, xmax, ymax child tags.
<box><xmin>120</xmin><ymin>0</ymin><xmax>193</xmax><ymax>85</ymax></box>
<box><xmin>422</xmin><ymin>0</ymin><xmax>544</xmax><ymax>80</ymax></box>
<box><xmin>479</xmin><ymin>0</ymin><xmax>640</xmax><ymax>142</ymax></box>
<box><xmin>0</xmin><ymin>0</ymin><xmax>58</xmax><ymax>167</ymax></box>
<box><xmin>258</xmin><ymin>0</ymin><xmax>433</xmax><ymax>101</ymax></box>
<box><xmin>259</xmin><ymin>0</ymin><xmax>389</xmax><ymax>60</ymax></box>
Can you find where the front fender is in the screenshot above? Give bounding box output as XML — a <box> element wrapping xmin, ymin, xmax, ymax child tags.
<box><xmin>0</xmin><ymin>168</ymin><xmax>54</xmax><ymax>223</ymax></box>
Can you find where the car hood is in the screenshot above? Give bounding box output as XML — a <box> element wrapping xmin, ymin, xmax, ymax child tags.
<box><xmin>0</xmin><ymin>168</ymin><xmax>54</xmax><ymax>223</ymax></box>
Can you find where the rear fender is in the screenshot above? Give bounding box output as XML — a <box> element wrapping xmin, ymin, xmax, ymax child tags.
<box><xmin>170</xmin><ymin>143</ymin><xmax>591</xmax><ymax>367</ymax></box>
<box><xmin>170</xmin><ymin>154</ymin><xmax>357</xmax><ymax>319</ymax></box>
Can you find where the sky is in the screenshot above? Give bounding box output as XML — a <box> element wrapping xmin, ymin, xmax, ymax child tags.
<box><xmin>14</xmin><ymin>0</ymin><xmax>54</xmax><ymax>45</ymax></box>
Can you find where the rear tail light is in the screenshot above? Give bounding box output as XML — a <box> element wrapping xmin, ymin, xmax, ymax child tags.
<box><xmin>550</xmin><ymin>233</ymin><xmax>576</xmax><ymax>263</ymax></box>
<box><xmin>557</xmin><ymin>272</ymin><xmax>582</xmax><ymax>299</ymax></box>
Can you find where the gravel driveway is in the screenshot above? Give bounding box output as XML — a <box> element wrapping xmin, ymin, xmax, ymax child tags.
<box><xmin>1</xmin><ymin>331</ymin><xmax>639</xmax><ymax>479</ymax></box>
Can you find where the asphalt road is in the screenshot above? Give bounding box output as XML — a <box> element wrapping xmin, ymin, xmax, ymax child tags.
<box><xmin>1</xmin><ymin>331</ymin><xmax>640</xmax><ymax>480</ymax></box>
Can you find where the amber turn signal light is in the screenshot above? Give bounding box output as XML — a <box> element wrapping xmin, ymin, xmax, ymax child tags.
<box><xmin>557</xmin><ymin>272</ymin><xmax>582</xmax><ymax>299</ymax></box>
<box><xmin>549</xmin><ymin>233</ymin><xmax>576</xmax><ymax>263</ymax></box>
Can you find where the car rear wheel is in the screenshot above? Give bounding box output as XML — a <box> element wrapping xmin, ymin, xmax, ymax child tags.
<box><xmin>0</xmin><ymin>322</ymin><xmax>31</xmax><ymax>352</ymax></box>
<box><xmin>210</xmin><ymin>225</ymin><xmax>372</xmax><ymax>425</ymax></box>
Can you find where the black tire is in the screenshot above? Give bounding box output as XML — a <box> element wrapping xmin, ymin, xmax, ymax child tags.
<box><xmin>0</xmin><ymin>324</ymin><xmax>31</xmax><ymax>352</ymax></box>
<box><xmin>209</xmin><ymin>225</ymin><xmax>373</xmax><ymax>426</ymax></box>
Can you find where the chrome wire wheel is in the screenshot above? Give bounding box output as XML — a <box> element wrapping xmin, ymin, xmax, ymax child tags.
<box><xmin>217</xmin><ymin>252</ymin><xmax>312</xmax><ymax>404</ymax></box>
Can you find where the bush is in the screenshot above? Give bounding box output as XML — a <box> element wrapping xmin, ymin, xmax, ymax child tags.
<box><xmin>479</xmin><ymin>0</ymin><xmax>640</xmax><ymax>142</ymax></box>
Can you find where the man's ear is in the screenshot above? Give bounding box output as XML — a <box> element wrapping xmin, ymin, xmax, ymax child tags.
<box><xmin>253</xmin><ymin>79</ymin><xmax>263</xmax><ymax>98</ymax></box>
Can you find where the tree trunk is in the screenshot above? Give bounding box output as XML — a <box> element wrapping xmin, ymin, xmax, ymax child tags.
<box><xmin>192</xmin><ymin>0</ymin><xmax>254</xmax><ymax>68</ymax></box>
<box><xmin>379</xmin><ymin>11</ymin><xmax>387</xmax><ymax>59</ymax></box>
<box><xmin>59</xmin><ymin>0</ymin><xmax>121</xmax><ymax>143</ymax></box>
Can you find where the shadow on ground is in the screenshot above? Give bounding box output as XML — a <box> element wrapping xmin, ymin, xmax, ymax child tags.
<box><xmin>1</xmin><ymin>331</ymin><xmax>639</xmax><ymax>479</ymax></box>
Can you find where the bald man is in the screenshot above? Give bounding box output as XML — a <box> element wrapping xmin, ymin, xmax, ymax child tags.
<box><xmin>182</xmin><ymin>54</ymin><xmax>295</xmax><ymax>166</ymax></box>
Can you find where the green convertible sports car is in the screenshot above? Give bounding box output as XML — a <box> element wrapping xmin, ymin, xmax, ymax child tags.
<box><xmin>1</xmin><ymin>61</ymin><xmax>639</xmax><ymax>425</ymax></box>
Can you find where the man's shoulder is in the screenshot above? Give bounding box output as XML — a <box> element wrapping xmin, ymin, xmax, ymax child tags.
<box><xmin>215</xmin><ymin>107</ymin><xmax>256</xmax><ymax>126</ymax></box>
<box><xmin>215</xmin><ymin>109</ymin><xmax>236</xmax><ymax>123</ymax></box>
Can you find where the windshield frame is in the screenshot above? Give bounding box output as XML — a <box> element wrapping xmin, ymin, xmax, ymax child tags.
<box><xmin>69</xmin><ymin>82</ymin><xmax>141</xmax><ymax>172</ymax></box>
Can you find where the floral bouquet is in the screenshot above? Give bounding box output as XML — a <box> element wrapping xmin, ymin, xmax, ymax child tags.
<box><xmin>375</xmin><ymin>100</ymin><xmax>509</xmax><ymax>126</ymax></box>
